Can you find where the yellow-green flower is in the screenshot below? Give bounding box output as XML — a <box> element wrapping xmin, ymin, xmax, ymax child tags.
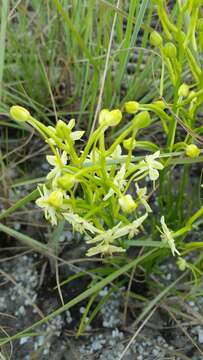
<box><xmin>135</xmin><ymin>183</ymin><xmax>152</xmax><ymax>213</ymax></box>
<box><xmin>104</xmin><ymin>164</ymin><xmax>126</xmax><ymax>200</ymax></box>
<box><xmin>63</xmin><ymin>212</ymin><xmax>100</xmax><ymax>234</ymax></box>
<box><xmin>48</xmin><ymin>119</ymin><xmax>84</xmax><ymax>144</ymax></box>
<box><xmin>36</xmin><ymin>186</ymin><xmax>64</xmax><ymax>226</ymax></box>
<box><xmin>160</xmin><ymin>216</ymin><xmax>180</xmax><ymax>256</ymax></box>
<box><xmin>86</xmin><ymin>213</ymin><xmax>148</xmax><ymax>256</ymax></box>
<box><xmin>86</xmin><ymin>243</ymin><xmax>125</xmax><ymax>257</ymax></box>
<box><xmin>119</xmin><ymin>194</ymin><xmax>137</xmax><ymax>213</ymax></box>
<box><xmin>46</xmin><ymin>150</ymin><xmax>67</xmax><ymax>180</ymax></box>
<box><xmin>139</xmin><ymin>151</ymin><xmax>164</xmax><ymax>181</ymax></box>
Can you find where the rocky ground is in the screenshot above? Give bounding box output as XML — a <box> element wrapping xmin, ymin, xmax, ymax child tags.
<box><xmin>0</xmin><ymin>247</ymin><xmax>202</xmax><ymax>360</ymax></box>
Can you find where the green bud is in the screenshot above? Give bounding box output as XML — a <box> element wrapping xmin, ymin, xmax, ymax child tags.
<box><xmin>178</xmin><ymin>83</ymin><xmax>189</xmax><ymax>97</ymax></box>
<box><xmin>153</xmin><ymin>100</ymin><xmax>166</xmax><ymax>110</ymax></box>
<box><xmin>124</xmin><ymin>101</ymin><xmax>139</xmax><ymax>114</ymax></box>
<box><xmin>57</xmin><ymin>173</ymin><xmax>77</xmax><ymax>190</ymax></box>
<box><xmin>123</xmin><ymin>138</ymin><xmax>136</xmax><ymax>150</ymax></box>
<box><xmin>177</xmin><ymin>257</ymin><xmax>187</xmax><ymax>271</ymax></box>
<box><xmin>55</xmin><ymin>120</ymin><xmax>70</xmax><ymax>139</ymax></box>
<box><xmin>10</xmin><ymin>105</ymin><xmax>30</xmax><ymax>122</ymax></box>
<box><xmin>47</xmin><ymin>190</ymin><xmax>63</xmax><ymax>208</ymax></box>
<box><xmin>186</xmin><ymin>144</ymin><xmax>200</xmax><ymax>158</ymax></box>
<box><xmin>99</xmin><ymin>109</ymin><xmax>122</xmax><ymax>127</ymax></box>
<box><xmin>110</xmin><ymin>109</ymin><xmax>122</xmax><ymax>126</ymax></box>
<box><xmin>150</xmin><ymin>31</ymin><xmax>163</xmax><ymax>47</ymax></box>
<box><xmin>164</xmin><ymin>42</ymin><xmax>177</xmax><ymax>58</ymax></box>
<box><xmin>119</xmin><ymin>194</ymin><xmax>137</xmax><ymax>213</ymax></box>
<box><xmin>133</xmin><ymin>111</ymin><xmax>151</xmax><ymax>129</ymax></box>
<box><xmin>99</xmin><ymin>109</ymin><xmax>109</xmax><ymax>126</ymax></box>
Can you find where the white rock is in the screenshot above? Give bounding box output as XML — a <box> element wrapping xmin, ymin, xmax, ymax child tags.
<box><xmin>197</xmin><ymin>328</ymin><xmax>203</xmax><ymax>343</ymax></box>
<box><xmin>19</xmin><ymin>336</ymin><xmax>29</xmax><ymax>345</ymax></box>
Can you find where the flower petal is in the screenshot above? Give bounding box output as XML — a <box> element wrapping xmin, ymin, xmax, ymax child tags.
<box><xmin>152</xmin><ymin>160</ymin><xmax>164</xmax><ymax>170</ymax></box>
<box><xmin>46</xmin><ymin>155</ymin><xmax>57</xmax><ymax>166</ymax></box>
<box><xmin>70</xmin><ymin>131</ymin><xmax>85</xmax><ymax>141</ymax></box>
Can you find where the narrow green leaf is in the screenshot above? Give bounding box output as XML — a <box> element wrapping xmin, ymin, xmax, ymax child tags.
<box><xmin>0</xmin><ymin>223</ymin><xmax>51</xmax><ymax>255</ymax></box>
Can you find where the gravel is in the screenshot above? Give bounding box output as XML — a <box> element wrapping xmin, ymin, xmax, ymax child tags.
<box><xmin>0</xmin><ymin>252</ymin><xmax>203</xmax><ymax>359</ymax></box>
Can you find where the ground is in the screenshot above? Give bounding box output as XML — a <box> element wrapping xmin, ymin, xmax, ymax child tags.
<box><xmin>0</xmin><ymin>245</ymin><xmax>203</xmax><ymax>360</ymax></box>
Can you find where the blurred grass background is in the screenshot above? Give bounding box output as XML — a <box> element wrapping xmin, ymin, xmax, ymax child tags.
<box><xmin>0</xmin><ymin>0</ymin><xmax>162</xmax><ymax>242</ymax></box>
<box><xmin>0</xmin><ymin>0</ymin><xmax>159</xmax><ymax>128</ymax></box>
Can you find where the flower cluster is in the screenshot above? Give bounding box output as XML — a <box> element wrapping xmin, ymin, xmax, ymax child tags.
<box><xmin>10</xmin><ymin>104</ymin><xmax>181</xmax><ymax>258</ymax></box>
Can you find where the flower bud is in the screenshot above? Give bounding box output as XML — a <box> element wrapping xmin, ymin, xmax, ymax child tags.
<box><xmin>177</xmin><ymin>257</ymin><xmax>187</xmax><ymax>271</ymax></box>
<box><xmin>185</xmin><ymin>144</ymin><xmax>200</xmax><ymax>158</ymax></box>
<box><xmin>133</xmin><ymin>111</ymin><xmax>151</xmax><ymax>129</ymax></box>
<box><xmin>99</xmin><ymin>109</ymin><xmax>122</xmax><ymax>127</ymax></box>
<box><xmin>56</xmin><ymin>120</ymin><xmax>69</xmax><ymax>139</ymax></box>
<box><xmin>178</xmin><ymin>83</ymin><xmax>189</xmax><ymax>97</ymax></box>
<box><xmin>109</xmin><ymin>109</ymin><xmax>122</xmax><ymax>126</ymax></box>
<box><xmin>119</xmin><ymin>194</ymin><xmax>137</xmax><ymax>213</ymax></box>
<box><xmin>124</xmin><ymin>101</ymin><xmax>139</xmax><ymax>114</ymax></box>
<box><xmin>47</xmin><ymin>190</ymin><xmax>63</xmax><ymax>208</ymax></box>
<box><xmin>123</xmin><ymin>137</ymin><xmax>136</xmax><ymax>150</ymax></box>
<box><xmin>99</xmin><ymin>109</ymin><xmax>109</xmax><ymax>126</ymax></box>
<box><xmin>164</xmin><ymin>42</ymin><xmax>177</xmax><ymax>58</ymax></box>
<box><xmin>150</xmin><ymin>31</ymin><xmax>163</xmax><ymax>47</ymax></box>
<box><xmin>68</xmin><ymin>118</ymin><xmax>75</xmax><ymax>130</ymax></box>
<box><xmin>10</xmin><ymin>105</ymin><xmax>30</xmax><ymax>122</ymax></box>
<box><xmin>57</xmin><ymin>173</ymin><xmax>76</xmax><ymax>190</ymax></box>
<box><xmin>153</xmin><ymin>100</ymin><xmax>166</xmax><ymax>110</ymax></box>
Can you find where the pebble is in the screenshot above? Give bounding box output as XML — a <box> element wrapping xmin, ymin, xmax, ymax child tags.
<box><xmin>100</xmin><ymin>291</ymin><xmax>122</xmax><ymax>328</ymax></box>
<box><xmin>193</xmin><ymin>326</ymin><xmax>203</xmax><ymax>344</ymax></box>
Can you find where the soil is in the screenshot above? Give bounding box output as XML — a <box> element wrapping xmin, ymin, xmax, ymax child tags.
<box><xmin>0</xmin><ymin>240</ymin><xmax>203</xmax><ymax>360</ymax></box>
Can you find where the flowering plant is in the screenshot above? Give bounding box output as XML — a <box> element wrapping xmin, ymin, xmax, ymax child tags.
<box><xmin>8</xmin><ymin>1</ymin><xmax>203</xmax><ymax>264</ymax></box>
<box><xmin>11</xmin><ymin>105</ymin><xmax>169</xmax><ymax>256</ymax></box>
<box><xmin>10</xmin><ymin>104</ymin><xmax>187</xmax><ymax>259</ymax></box>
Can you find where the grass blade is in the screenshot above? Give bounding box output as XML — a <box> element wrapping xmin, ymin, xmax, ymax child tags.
<box><xmin>0</xmin><ymin>189</ymin><xmax>39</xmax><ymax>220</ymax></box>
<box><xmin>0</xmin><ymin>0</ymin><xmax>9</xmax><ymax>100</ymax></box>
<box><xmin>0</xmin><ymin>223</ymin><xmax>50</xmax><ymax>255</ymax></box>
